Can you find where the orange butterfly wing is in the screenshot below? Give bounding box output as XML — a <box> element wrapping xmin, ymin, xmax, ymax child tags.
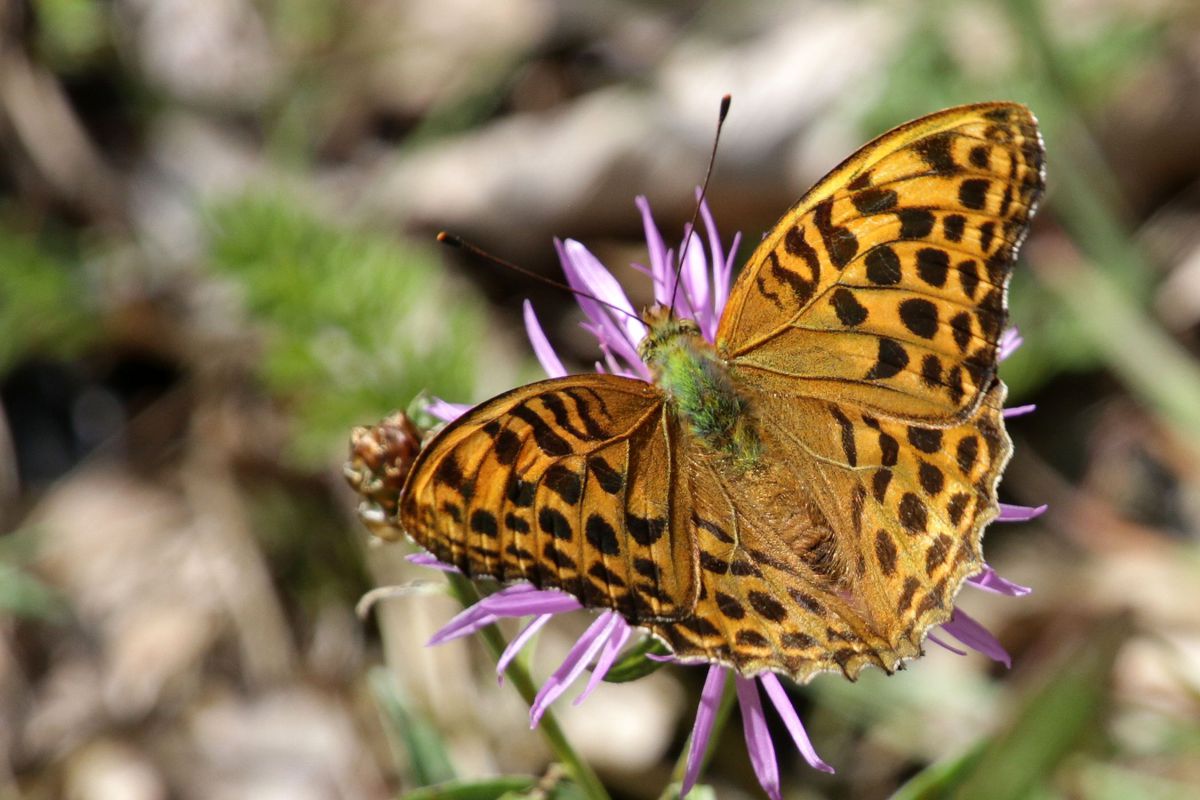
<box><xmin>399</xmin><ymin>375</ymin><xmax>699</xmax><ymax>621</ymax></box>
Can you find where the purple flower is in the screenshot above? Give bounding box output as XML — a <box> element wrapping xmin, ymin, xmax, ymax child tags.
<box><xmin>421</xmin><ymin>195</ymin><xmax>1038</xmax><ymax>799</ymax></box>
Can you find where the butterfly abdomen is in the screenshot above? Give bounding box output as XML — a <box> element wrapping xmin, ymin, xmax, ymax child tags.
<box><xmin>641</xmin><ymin>314</ymin><xmax>760</xmax><ymax>467</ymax></box>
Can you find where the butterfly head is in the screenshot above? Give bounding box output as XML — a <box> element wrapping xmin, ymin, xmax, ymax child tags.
<box><xmin>637</xmin><ymin>304</ymin><xmax>703</xmax><ymax>363</ymax></box>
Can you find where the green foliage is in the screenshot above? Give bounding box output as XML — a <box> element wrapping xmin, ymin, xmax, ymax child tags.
<box><xmin>206</xmin><ymin>194</ymin><xmax>483</xmax><ymax>464</ymax></box>
<box><xmin>400</xmin><ymin>777</ymin><xmax>537</xmax><ymax>800</ymax></box>
<box><xmin>893</xmin><ymin>615</ymin><xmax>1129</xmax><ymax>800</ymax></box>
<box><xmin>33</xmin><ymin>0</ymin><xmax>107</xmax><ymax>70</ymax></box>
<box><xmin>0</xmin><ymin>224</ymin><xmax>95</xmax><ymax>375</ymax></box>
<box><xmin>0</xmin><ymin>527</ymin><xmax>65</xmax><ymax>620</ymax></box>
<box><xmin>371</xmin><ymin>667</ymin><xmax>459</xmax><ymax>787</ymax></box>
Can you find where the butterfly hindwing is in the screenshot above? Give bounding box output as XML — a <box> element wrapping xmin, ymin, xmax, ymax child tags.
<box><xmin>718</xmin><ymin>102</ymin><xmax>1044</xmax><ymax>423</ymax></box>
<box><xmin>399</xmin><ymin>375</ymin><xmax>699</xmax><ymax>621</ymax></box>
<box><xmin>648</xmin><ymin>439</ymin><xmax>901</xmax><ymax>680</ymax></box>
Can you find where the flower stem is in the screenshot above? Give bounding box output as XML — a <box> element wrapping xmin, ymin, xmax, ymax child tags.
<box><xmin>664</xmin><ymin>674</ymin><xmax>737</xmax><ymax>798</ymax></box>
<box><xmin>444</xmin><ymin>573</ymin><xmax>612</xmax><ymax>800</ymax></box>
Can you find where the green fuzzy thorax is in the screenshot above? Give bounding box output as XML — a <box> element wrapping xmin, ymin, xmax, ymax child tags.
<box><xmin>639</xmin><ymin>307</ymin><xmax>760</xmax><ymax>467</ymax></box>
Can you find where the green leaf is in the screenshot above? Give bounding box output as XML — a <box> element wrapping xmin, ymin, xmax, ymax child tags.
<box><xmin>400</xmin><ymin>776</ymin><xmax>537</xmax><ymax>800</ymax></box>
<box><xmin>889</xmin><ymin>740</ymin><xmax>986</xmax><ymax>800</ymax></box>
<box><xmin>206</xmin><ymin>193</ymin><xmax>487</xmax><ymax>465</ymax></box>
<box><xmin>0</xmin><ymin>561</ymin><xmax>64</xmax><ymax>620</ymax></box>
<box><xmin>369</xmin><ymin>667</ymin><xmax>458</xmax><ymax>787</ymax></box>
<box><xmin>658</xmin><ymin>782</ymin><xmax>715</xmax><ymax>800</ymax></box>
<box><xmin>0</xmin><ymin>226</ymin><xmax>94</xmax><ymax>375</ymax></box>
<box><xmin>601</xmin><ymin>637</ymin><xmax>670</xmax><ymax>683</ymax></box>
<box><xmin>896</xmin><ymin>614</ymin><xmax>1130</xmax><ymax>800</ymax></box>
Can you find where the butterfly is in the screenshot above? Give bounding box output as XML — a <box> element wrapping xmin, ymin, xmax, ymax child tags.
<box><xmin>398</xmin><ymin>103</ymin><xmax>1045</xmax><ymax>682</ymax></box>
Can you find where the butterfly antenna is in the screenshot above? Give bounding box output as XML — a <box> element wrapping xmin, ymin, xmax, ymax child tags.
<box><xmin>437</xmin><ymin>232</ymin><xmax>642</xmax><ymax>324</ymax></box>
<box><xmin>668</xmin><ymin>93</ymin><xmax>732</xmax><ymax>318</ymax></box>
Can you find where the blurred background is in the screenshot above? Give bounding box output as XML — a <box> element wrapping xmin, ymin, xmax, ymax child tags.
<box><xmin>2</xmin><ymin>0</ymin><xmax>1199</xmax><ymax>798</ymax></box>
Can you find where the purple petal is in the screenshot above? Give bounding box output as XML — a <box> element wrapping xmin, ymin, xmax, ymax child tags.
<box><xmin>530</xmin><ymin>611</ymin><xmax>620</xmax><ymax>727</ymax></box>
<box><xmin>696</xmin><ymin>191</ymin><xmax>735</xmax><ymax>339</ymax></box>
<box><xmin>941</xmin><ymin>608</ymin><xmax>1011</xmax><ymax>667</ymax></box>
<box><xmin>998</xmin><ymin>503</ymin><xmax>1048</xmax><ymax>522</ymax></box>
<box><xmin>681</xmin><ymin>665</ymin><xmax>728</xmax><ymax>798</ymax></box>
<box><xmin>523</xmin><ymin>300</ymin><xmax>568</xmax><ymax>378</ymax></box>
<box><xmin>661</xmin><ymin>246</ymin><xmax>677</xmax><ymax>307</ymax></box>
<box><xmin>679</xmin><ymin>227</ymin><xmax>710</xmax><ymax>328</ymax></box>
<box><xmin>715</xmin><ymin>230</ymin><xmax>740</xmax><ymax>323</ymax></box>
<box><xmin>497</xmin><ymin>612</ymin><xmax>555</xmax><ymax>681</ymax></box>
<box><xmin>696</xmin><ymin>191</ymin><xmax>725</xmax><ymax>278</ymax></box>
<box><xmin>635</xmin><ymin>195</ymin><xmax>671</xmax><ymax>305</ymax></box>
<box><xmin>426</xmin><ymin>398</ymin><xmax>470</xmax><ymax>423</ymax></box>
<box><xmin>406</xmin><ymin>552</ymin><xmax>459</xmax><ymax>573</ymax></box>
<box><xmin>428</xmin><ymin>586</ymin><xmax>580</xmax><ymax>645</ymax></box>
<box><xmin>574</xmin><ymin>616</ymin><xmax>632</xmax><ymax>704</ymax></box>
<box><xmin>736</xmin><ymin>676</ymin><xmax>781</xmax><ymax>800</ymax></box>
<box><xmin>479</xmin><ymin>588</ymin><xmax>582</xmax><ymax>617</ymax></box>
<box><xmin>927</xmin><ymin>630</ymin><xmax>969</xmax><ymax>657</ymax></box>
<box><xmin>968</xmin><ymin>564</ymin><xmax>1032</xmax><ymax>596</ymax></box>
<box><xmin>759</xmin><ymin>673</ymin><xmax>835</xmax><ymax>773</ymax></box>
<box><xmin>556</xmin><ymin>239</ymin><xmax>649</xmax><ymax>380</ymax></box>
<box><xmin>1004</xmin><ymin>403</ymin><xmax>1037</xmax><ymax>418</ymax></box>
<box><xmin>999</xmin><ymin>328</ymin><xmax>1023</xmax><ymax>361</ymax></box>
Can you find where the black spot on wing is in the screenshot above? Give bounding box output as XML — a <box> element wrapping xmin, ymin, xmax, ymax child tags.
<box><xmin>979</xmin><ymin>221</ymin><xmax>996</xmax><ymax>254</ymax></box>
<box><xmin>956</xmin><ymin>435</ymin><xmax>979</xmax><ymax>474</ymax></box>
<box><xmin>899</xmin><ymin>493</ymin><xmax>927</xmax><ymax>534</ymax></box>
<box><xmin>562</xmin><ymin>388</ymin><xmax>610</xmax><ymax>439</ymax></box>
<box><xmin>914</xmin><ymin>132</ymin><xmax>960</xmax><ymax>174</ymax></box>
<box><xmin>627</xmin><ymin>514</ymin><xmax>666</xmax><ymax>546</ymax></box>
<box><xmin>879</xmin><ymin>433</ymin><xmax>899</xmax><ymax>466</ymax></box>
<box><xmin>470</xmin><ymin>509</ymin><xmax>499</xmax><ymax>538</ymax></box>
<box><xmin>919</xmin><ymin>462</ymin><xmax>945</xmax><ymax>495</ymax></box>
<box><xmin>541</xmin><ymin>392</ymin><xmax>599</xmax><ymax>442</ymax></box>
<box><xmin>899</xmin><ymin>298</ymin><xmax>939</xmax><ymax>339</ymax></box>
<box><xmin>693</xmin><ymin>515</ymin><xmax>734</xmax><ymax>544</ymax></box>
<box><xmin>908</xmin><ymin>426</ymin><xmax>943</xmax><ymax>453</ymax></box>
<box><xmin>943</xmin><ymin>214</ymin><xmax>966</xmax><ymax>242</ymax></box>
<box><xmin>959</xmin><ymin>259</ymin><xmax>980</xmax><ymax>299</ymax></box>
<box><xmin>898</xmin><ymin>209</ymin><xmax>936</xmax><ymax>239</ymax></box>
<box><xmin>830</xmin><ymin>288</ymin><xmax>868</xmax><ymax>326</ymax></box>
<box><xmin>921</xmin><ymin>354</ymin><xmax>943</xmax><ymax>387</ymax></box>
<box><xmin>830</xmin><ymin>406</ymin><xmax>857</xmax><ymax>467</ymax></box>
<box><xmin>916</xmin><ymin>248</ymin><xmax>949</xmax><ymax>287</ymax></box>
<box><xmin>587</xmin><ymin>456</ymin><xmax>624</xmax><ymax>494</ymax></box>
<box><xmin>506</xmin><ymin>475</ymin><xmax>535</xmax><ymax>507</ymax></box>
<box><xmin>539</xmin><ymin>507</ymin><xmax>573</xmax><ymax>540</ymax></box>
<box><xmin>493</xmin><ymin>427</ymin><xmax>522</xmax><ymax>465</ymax></box>
<box><xmin>510</xmin><ymin>404</ymin><xmax>571</xmax><ymax>456</ymax></box>
<box><xmin>585</xmin><ymin>513</ymin><xmax>620</xmax><ymax>555</ymax></box>
<box><xmin>747</xmin><ymin>590</ymin><xmax>788</xmax><ymax>622</ymax></box>
<box><xmin>959</xmin><ymin>178</ymin><xmax>990</xmax><ymax>210</ymax></box>
<box><xmin>865</xmin><ymin>338</ymin><xmax>909</xmax><ymax>380</ymax></box>
<box><xmin>852</xmin><ymin>187</ymin><xmax>898</xmax><ymax>214</ymax></box>
<box><xmin>543</xmin><ymin>464</ymin><xmax>582</xmax><ymax>504</ymax></box>
<box><xmin>875</xmin><ymin>529</ymin><xmax>897</xmax><ymax>577</ymax></box>
<box><xmin>814</xmin><ymin>198</ymin><xmax>858</xmax><ymax>269</ymax></box>
<box><xmin>865</xmin><ymin>246</ymin><xmax>902</xmax><ymax>285</ymax></box>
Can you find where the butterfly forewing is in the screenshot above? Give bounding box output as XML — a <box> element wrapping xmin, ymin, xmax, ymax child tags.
<box><xmin>718</xmin><ymin>102</ymin><xmax>1044</xmax><ymax>423</ymax></box>
<box><xmin>399</xmin><ymin>375</ymin><xmax>700</xmax><ymax>621</ymax></box>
